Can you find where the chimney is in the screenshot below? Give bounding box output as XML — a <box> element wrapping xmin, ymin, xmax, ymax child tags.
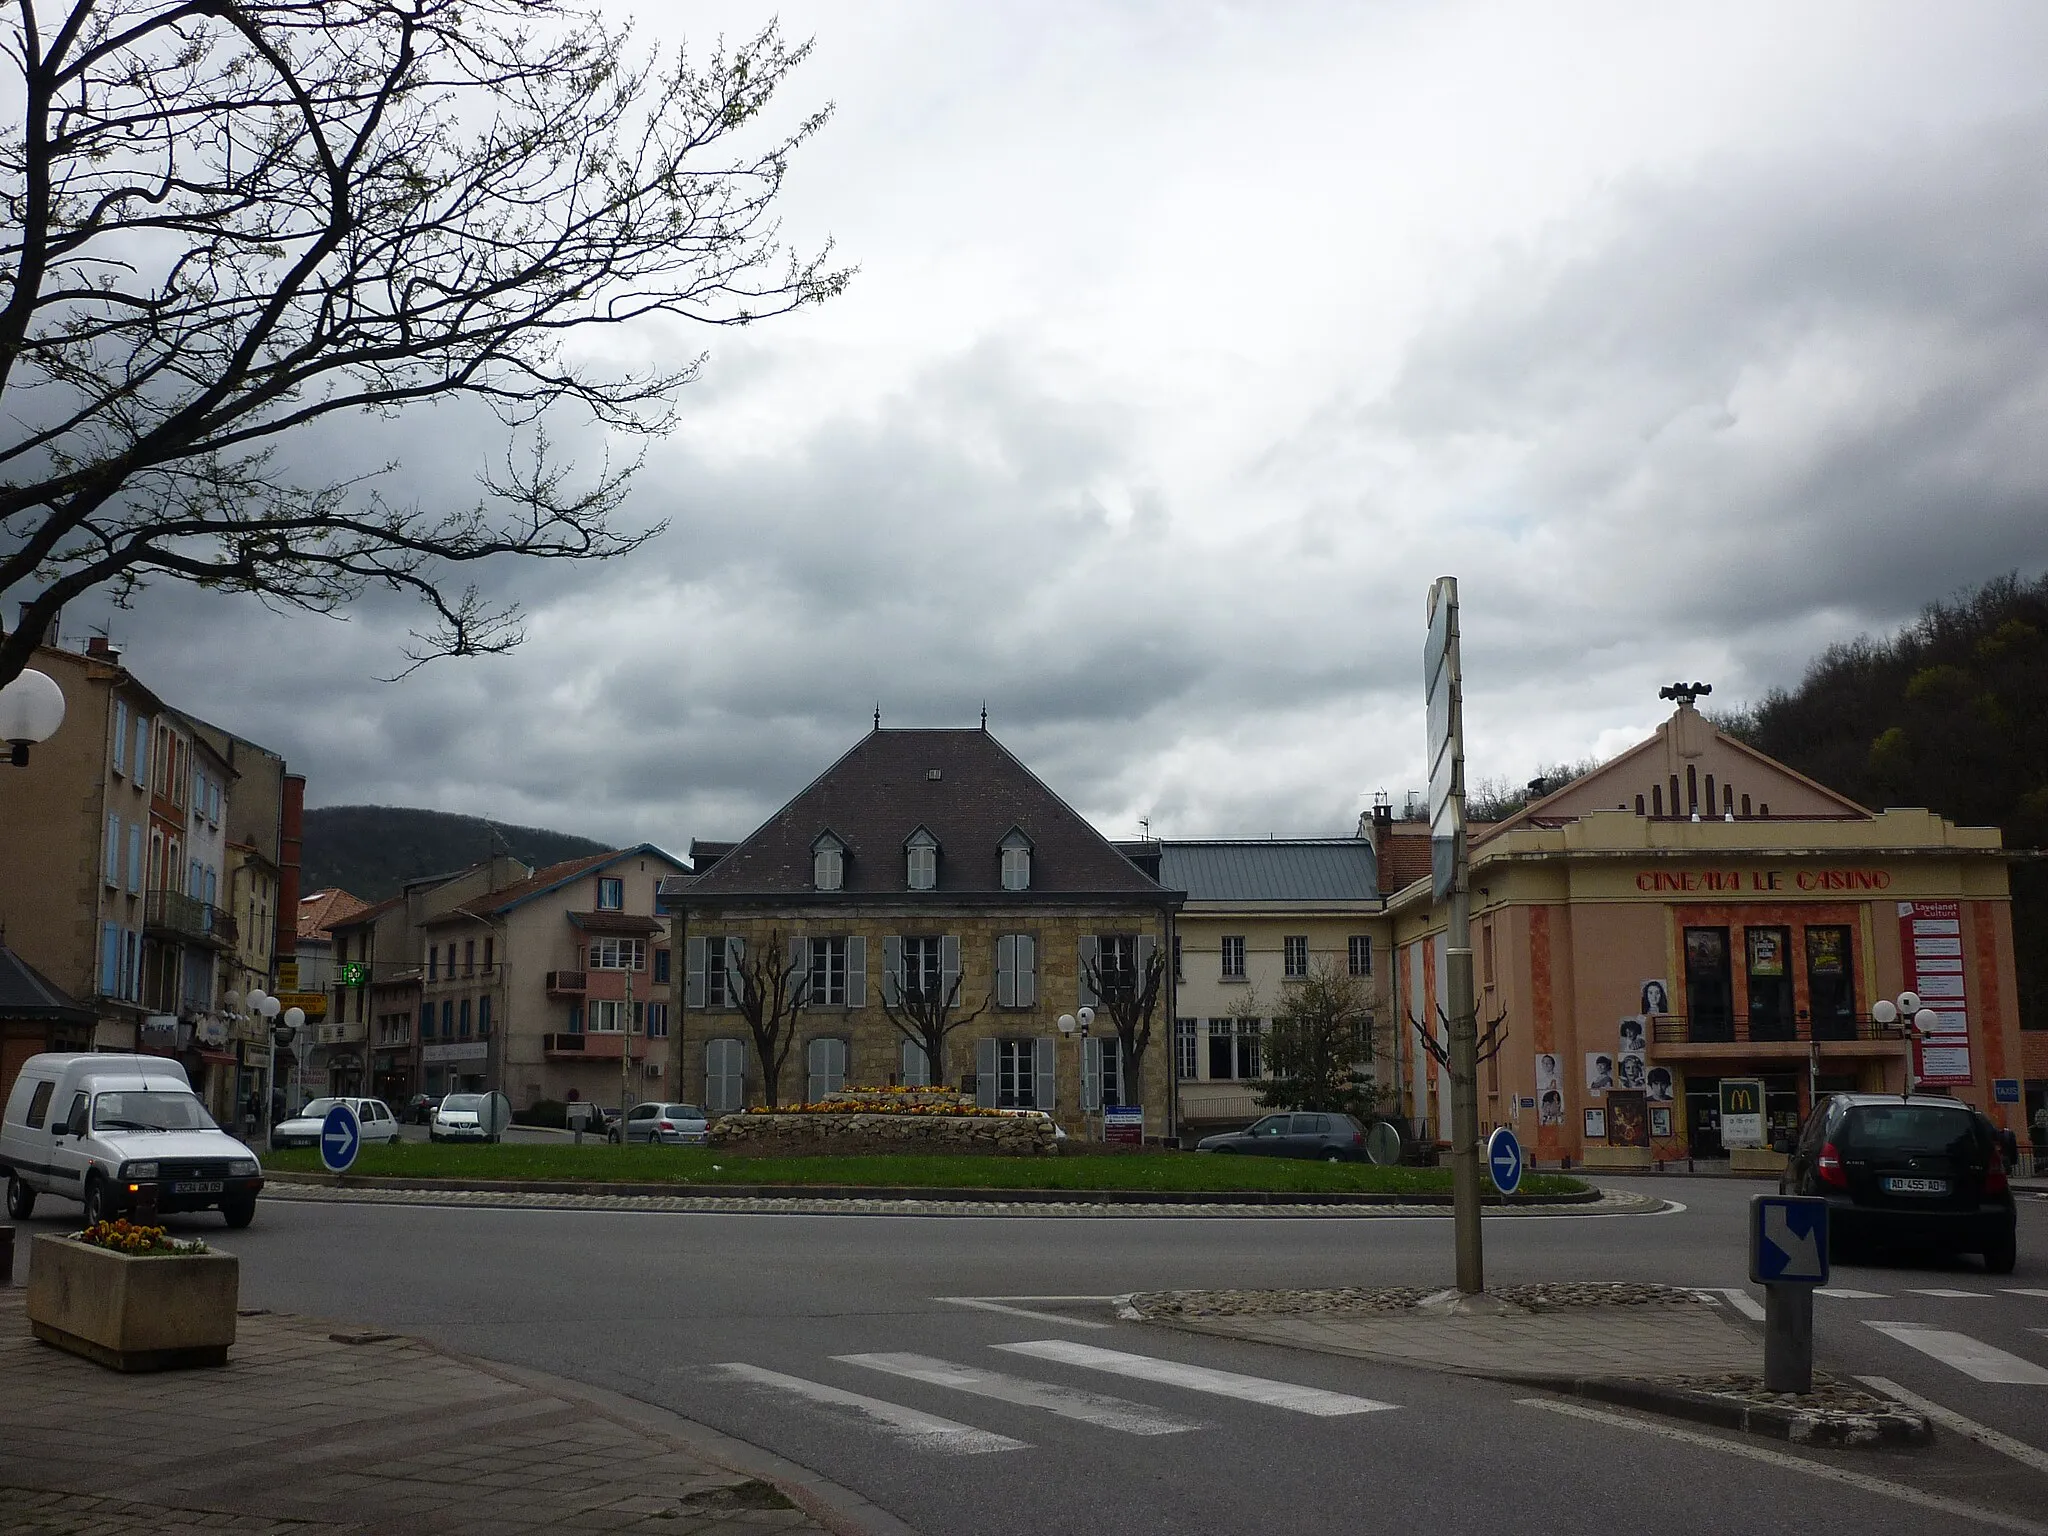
<box><xmin>85</xmin><ymin>634</ymin><xmax>122</xmax><ymax>665</ymax></box>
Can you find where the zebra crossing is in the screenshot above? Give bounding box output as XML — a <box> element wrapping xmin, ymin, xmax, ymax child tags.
<box><xmin>714</xmin><ymin>1337</ymin><xmax>1396</xmax><ymax>1453</ymax></box>
<box><xmin>1792</xmin><ymin>1284</ymin><xmax>2048</xmax><ymax>1387</ymax></box>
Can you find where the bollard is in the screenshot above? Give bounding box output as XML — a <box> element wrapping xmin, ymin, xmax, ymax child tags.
<box><xmin>1</xmin><ymin>1223</ymin><xmax>14</xmax><ymax>1286</ymax></box>
<box><xmin>1762</xmin><ymin>1283</ymin><xmax>1814</xmax><ymax>1392</ymax></box>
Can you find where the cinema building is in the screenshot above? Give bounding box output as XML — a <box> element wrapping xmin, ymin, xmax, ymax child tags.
<box><xmin>1385</xmin><ymin>693</ymin><xmax>2024</xmax><ymax>1168</ymax></box>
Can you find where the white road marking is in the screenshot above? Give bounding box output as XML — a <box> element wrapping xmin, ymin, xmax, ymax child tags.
<box><xmin>937</xmin><ymin>1296</ymin><xmax>1112</xmax><ymax>1329</ymax></box>
<box><xmin>1864</xmin><ymin>1323</ymin><xmax>2048</xmax><ymax>1385</ymax></box>
<box><xmin>2003</xmin><ymin>1289</ymin><xmax>2048</xmax><ymax>1300</ymax></box>
<box><xmin>1516</xmin><ymin>1397</ymin><xmax>2048</xmax><ymax>1536</ymax></box>
<box><xmin>1815</xmin><ymin>1287</ymin><xmax>1889</xmax><ymax>1299</ymax></box>
<box><xmin>992</xmin><ymin>1339</ymin><xmax>1396</xmax><ymax>1416</ymax></box>
<box><xmin>714</xmin><ymin>1363</ymin><xmax>1028</xmax><ymax>1453</ymax></box>
<box><xmin>1907</xmin><ymin>1288</ymin><xmax>1993</xmax><ymax>1299</ymax></box>
<box><xmin>1859</xmin><ymin>1376</ymin><xmax>2048</xmax><ymax>1479</ymax></box>
<box><xmin>837</xmin><ymin>1352</ymin><xmax>1199</xmax><ymax>1434</ymax></box>
<box><xmin>1707</xmin><ymin>1286</ymin><xmax>1766</xmax><ymax>1320</ymax></box>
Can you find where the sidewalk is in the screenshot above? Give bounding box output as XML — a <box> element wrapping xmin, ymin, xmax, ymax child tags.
<box><xmin>0</xmin><ymin>1292</ymin><xmax>872</xmax><ymax>1536</ymax></box>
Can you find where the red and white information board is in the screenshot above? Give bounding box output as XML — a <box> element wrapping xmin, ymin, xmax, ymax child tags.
<box><xmin>1898</xmin><ymin>901</ymin><xmax>1972</xmax><ymax>1085</ymax></box>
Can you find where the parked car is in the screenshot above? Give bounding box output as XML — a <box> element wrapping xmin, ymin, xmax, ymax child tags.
<box><xmin>406</xmin><ymin>1093</ymin><xmax>442</xmax><ymax>1125</ymax></box>
<box><xmin>1782</xmin><ymin>1093</ymin><xmax>2017</xmax><ymax>1272</ymax></box>
<box><xmin>270</xmin><ymin>1097</ymin><xmax>403</xmax><ymax>1151</ymax></box>
<box><xmin>1</xmin><ymin>1052</ymin><xmax>264</xmax><ymax>1227</ymax></box>
<box><xmin>430</xmin><ymin>1092</ymin><xmax>499</xmax><ymax>1143</ymax></box>
<box><xmin>567</xmin><ymin>1102</ymin><xmax>617</xmax><ymax>1135</ymax></box>
<box><xmin>1195</xmin><ymin>1112</ymin><xmax>1367</xmax><ymax>1162</ymax></box>
<box><xmin>614</xmin><ymin>1102</ymin><xmax>711</xmax><ymax>1145</ymax></box>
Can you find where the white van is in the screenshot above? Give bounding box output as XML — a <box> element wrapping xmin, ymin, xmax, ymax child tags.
<box><xmin>0</xmin><ymin>1053</ymin><xmax>264</xmax><ymax>1227</ymax></box>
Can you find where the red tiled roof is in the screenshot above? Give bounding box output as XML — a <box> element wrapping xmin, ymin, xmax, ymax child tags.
<box><xmin>475</xmin><ymin>851</ymin><xmax>620</xmax><ymax>913</ymax></box>
<box><xmin>297</xmin><ymin>888</ymin><xmax>369</xmax><ymax>940</ymax></box>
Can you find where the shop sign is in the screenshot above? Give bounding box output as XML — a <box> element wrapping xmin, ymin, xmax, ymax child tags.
<box><xmin>1718</xmin><ymin>1078</ymin><xmax>1766</xmax><ymax>1148</ymax></box>
<box><xmin>1635</xmin><ymin>868</ymin><xmax>1893</xmax><ymax>893</ymax></box>
<box><xmin>423</xmin><ymin>1041</ymin><xmax>489</xmax><ymax>1064</ymax></box>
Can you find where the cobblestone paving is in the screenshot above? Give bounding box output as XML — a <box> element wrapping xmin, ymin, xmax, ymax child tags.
<box><xmin>0</xmin><ymin>1295</ymin><xmax>821</xmax><ymax>1536</ymax></box>
<box><xmin>1126</xmin><ymin>1280</ymin><xmax>1709</xmax><ymax>1320</ymax></box>
<box><xmin>264</xmin><ymin>1179</ymin><xmax>1662</xmax><ymax>1219</ymax></box>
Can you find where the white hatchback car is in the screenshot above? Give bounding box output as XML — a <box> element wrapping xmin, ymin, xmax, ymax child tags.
<box><xmin>430</xmin><ymin>1092</ymin><xmax>498</xmax><ymax>1143</ymax></box>
<box><xmin>271</xmin><ymin>1097</ymin><xmax>402</xmax><ymax>1151</ymax></box>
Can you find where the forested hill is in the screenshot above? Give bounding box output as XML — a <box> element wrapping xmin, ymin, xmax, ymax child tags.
<box><xmin>1718</xmin><ymin>571</ymin><xmax>2048</xmax><ymax>1028</ymax></box>
<box><xmin>302</xmin><ymin>806</ymin><xmax>611</xmax><ymax>902</ymax></box>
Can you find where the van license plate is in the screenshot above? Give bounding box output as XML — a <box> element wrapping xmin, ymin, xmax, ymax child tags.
<box><xmin>1882</xmin><ymin>1176</ymin><xmax>1947</xmax><ymax>1194</ymax></box>
<box><xmin>172</xmin><ymin>1180</ymin><xmax>223</xmax><ymax>1194</ymax></box>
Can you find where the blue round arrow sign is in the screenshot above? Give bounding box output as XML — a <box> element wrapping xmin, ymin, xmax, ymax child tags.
<box><xmin>1486</xmin><ymin>1126</ymin><xmax>1523</xmax><ymax>1195</ymax></box>
<box><xmin>320</xmin><ymin>1102</ymin><xmax>361</xmax><ymax>1174</ymax></box>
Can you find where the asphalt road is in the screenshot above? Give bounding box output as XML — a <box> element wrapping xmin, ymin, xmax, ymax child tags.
<box><xmin>8</xmin><ymin>1179</ymin><xmax>2047</xmax><ymax>1536</ymax></box>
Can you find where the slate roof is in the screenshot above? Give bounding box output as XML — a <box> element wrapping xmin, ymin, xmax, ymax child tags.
<box><xmin>0</xmin><ymin>945</ymin><xmax>95</xmax><ymax>1023</ymax></box>
<box><xmin>679</xmin><ymin>728</ymin><xmax>1174</xmax><ymax>902</ymax></box>
<box><xmin>1158</xmin><ymin>840</ymin><xmax>1379</xmax><ymax>903</ymax></box>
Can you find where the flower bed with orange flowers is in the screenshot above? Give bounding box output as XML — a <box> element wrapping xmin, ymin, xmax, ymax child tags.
<box><xmin>73</xmin><ymin>1219</ymin><xmax>209</xmax><ymax>1256</ymax></box>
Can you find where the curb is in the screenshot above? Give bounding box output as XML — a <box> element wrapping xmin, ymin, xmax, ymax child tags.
<box><xmin>1505</xmin><ymin>1373</ymin><xmax>1934</xmax><ymax>1449</ymax></box>
<box><xmin>262</xmin><ymin>1170</ymin><xmax>1604</xmax><ymax>1207</ymax></box>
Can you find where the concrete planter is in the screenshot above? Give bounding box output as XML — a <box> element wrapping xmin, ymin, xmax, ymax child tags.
<box><xmin>25</xmin><ymin>1234</ymin><xmax>238</xmax><ymax>1371</ymax></box>
<box><xmin>1578</xmin><ymin>1146</ymin><xmax>1653</xmax><ymax>1171</ymax></box>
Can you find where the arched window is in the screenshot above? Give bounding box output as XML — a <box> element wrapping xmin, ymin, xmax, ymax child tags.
<box><xmin>905</xmin><ymin>826</ymin><xmax>939</xmax><ymax>891</ymax></box>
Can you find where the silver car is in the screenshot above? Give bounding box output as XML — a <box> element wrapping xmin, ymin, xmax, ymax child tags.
<box><xmin>614</xmin><ymin>1102</ymin><xmax>710</xmax><ymax>1145</ymax></box>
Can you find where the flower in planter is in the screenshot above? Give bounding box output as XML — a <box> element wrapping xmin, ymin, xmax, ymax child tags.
<box><xmin>74</xmin><ymin>1219</ymin><xmax>208</xmax><ymax>1256</ymax></box>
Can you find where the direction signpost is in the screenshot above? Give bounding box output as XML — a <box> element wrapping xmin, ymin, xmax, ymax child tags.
<box><xmin>1486</xmin><ymin>1127</ymin><xmax>1523</xmax><ymax>1196</ymax></box>
<box><xmin>320</xmin><ymin>1102</ymin><xmax>362</xmax><ymax>1176</ymax></box>
<box><xmin>1749</xmin><ymin>1193</ymin><xmax>1828</xmax><ymax>1391</ymax></box>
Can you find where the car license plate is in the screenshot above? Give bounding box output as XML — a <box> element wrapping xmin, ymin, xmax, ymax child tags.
<box><xmin>172</xmin><ymin>1180</ymin><xmax>223</xmax><ymax>1194</ymax></box>
<box><xmin>1882</xmin><ymin>1176</ymin><xmax>1947</xmax><ymax>1195</ymax></box>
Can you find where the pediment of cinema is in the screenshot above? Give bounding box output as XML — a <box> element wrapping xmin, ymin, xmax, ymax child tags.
<box><xmin>1501</xmin><ymin>704</ymin><xmax>1867</xmax><ymax>829</ymax></box>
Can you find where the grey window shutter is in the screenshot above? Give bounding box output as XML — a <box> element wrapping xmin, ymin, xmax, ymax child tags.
<box><xmin>726</xmin><ymin>937</ymin><xmax>746</xmax><ymax>1006</ymax></box>
<box><xmin>1017</xmin><ymin>934</ymin><xmax>1037</xmax><ymax>1008</ymax></box>
<box><xmin>1035</xmin><ymin>1037</ymin><xmax>1057</xmax><ymax>1112</ymax></box>
<box><xmin>1078</xmin><ymin>936</ymin><xmax>1100</xmax><ymax>1007</ymax></box>
<box><xmin>1138</xmin><ymin>934</ymin><xmax>1157</xmax><ymax>986</ymax></box>
<box><xmin>846</xmin><ymin>935</ymin><xmax>867</xmax><ymax>1007</ymax></box>
<box><xmin>995</xmin><ymin>935</ymin><xmax>1016</xmax><ymax>1008</ymax></box>
<box><xmin>1081</xmin><ymin>1036</ymin><xmax>1100</xmax><ymax>1111</ymax></box>
<box><xmin>976</xmin><ymin>1037</ymin><xmax>998</xmax><ymax>1108</ymax></box>
<box><xmin>902</xmin><ymin>1038</ymin><xmax>930</xmax><ymax>1086</ymax></box>
<box><xmin>788</xmin><ymin>935</ymin><xmax>806</xmax><ymax>1008</ymax></box>
<box><xmin>882</xmin><ymin>935</ymin><xmax>902</xmax><ymax>1006</ymax></box>
<box><xmin>685</xmin><ymin>937</ymin><xmax>707</xmax><ymax>1008</ymax></box>
<box><xmin>940</xmin><ymin>934</ymin><xmax>960</xmax><ymax>1001</ymax></box>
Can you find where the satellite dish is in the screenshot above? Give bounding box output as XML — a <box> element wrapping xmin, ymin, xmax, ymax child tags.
<box><xmin>1366</xmin><ymin>1122</ymin><xmax>1404</xmax><ymax>1166</ymax></box>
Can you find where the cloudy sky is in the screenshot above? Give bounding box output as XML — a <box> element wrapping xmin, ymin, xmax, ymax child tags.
<box><xmin>61</xmin><ymin>0</ymin><xmax>2048</xmax><ymax>854</ymax></box>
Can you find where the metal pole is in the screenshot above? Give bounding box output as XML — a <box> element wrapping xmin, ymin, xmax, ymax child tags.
<box><xmin>619</xmin><ymin>962</ymin><xmax>635</xmax><ymax>1143</ymax></box>
<box><xmin>264</xmin><ymin>1033</ymin><xmax>275</xmax><ymax>1149</ymax></box>
<box><xmin>1763</xmin><ymin>1284</ymin><xmax>1814</xmax><ymax>1392</ymax></box>
<box><xmin>1448</xmin><ymin>890</ymin><xmax>1483</xmax><ymax>1295</ymax></box>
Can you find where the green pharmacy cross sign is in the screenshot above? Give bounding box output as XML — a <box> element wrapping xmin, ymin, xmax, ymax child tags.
<box><xmin>338</xmin><ymin>962</ymin><xmax>367</xmax><ymax>987</ymax></box>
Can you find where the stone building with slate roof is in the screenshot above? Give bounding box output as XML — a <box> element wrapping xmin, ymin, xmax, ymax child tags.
<box><xmin>663</xmin><ymin>725</ymin><xmax>1183</xmax><ymax>1137</ymax></box>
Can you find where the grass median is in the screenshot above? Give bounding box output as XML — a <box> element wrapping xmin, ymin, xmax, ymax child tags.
<box><xmin>260</xmin><ymin>1141</ymin><xmax>1589</xmax><ymax>1197</ymax></box>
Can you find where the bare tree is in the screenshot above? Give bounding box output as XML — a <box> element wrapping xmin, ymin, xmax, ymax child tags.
<box><xmin>1082</xmin><ymin>941</ymin><xmax>1167</xmax><ymax>1114</ymax></box>
<box><xmin>732</xmin><ymin>930</ymin><xmax>810</xmax><ymax>1109</ymax></box>
<box><xmin>877</xmin><ymin>945</ymin><xmax>989</xmax><ymax>1092</ymax></box>
<box><xmin>0</xmin><ymin>1</ymin><xmax>848</xmax><ymax>689</ymax></box>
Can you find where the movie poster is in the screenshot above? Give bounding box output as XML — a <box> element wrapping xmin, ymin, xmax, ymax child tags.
<box><xmin>1607</xmin><ymin>1090</ymin><xmax>1649</xmax><ymax>1148</ymax></box>
<box><xmin>1748</xmin><ymin>927</ymin><xmax>1785</xmax><ymax>978</ymax></box>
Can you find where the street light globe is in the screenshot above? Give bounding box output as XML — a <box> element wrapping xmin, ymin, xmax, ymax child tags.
<box><xmin>1077</xmin><ymin>1006</ymin><xmax>1096</xmax><ymax>1030</ymax></box>
<box><xmin>1912</xmin><ymin>1008</ymin><xmax>1939</xmax><ymax>1035</ymax></box>
<box><xmin>1871</xmin><ymin>1000</ymin><xmax>1898</xmax><ymax>1025</ymax></box>
<box><xmin>246</xmin><ymin>988</ymin><xmax>269</xmax><ymax>1012</ymax></box>
<box><xmin>224</xmin><ymin>989</ymin><xmax>242</xmax><ymax>1012</ymax></box>
<box><xmin>283</xmin><ymin>1006</ymin><xmax>306</xmax><ymax>1029</ymax></box>
<box><xmin>1057</xmin><ymin>1014</ymin><xmax>1077</xmax><ymax>1035</ymax></box>
<box><xmin>257</xmin><ymin>994</ymin><xmax>281</xmax><ymax>1020</ymax></box>
<box><xmin>1896</xmin><ymin>991</ymin><xmax>1921</xmax><ymax>1015</ymax></box>
<box><xmin>0</xmin><ymin>666</ymin><xmax>65</xmax><ymax>758</ymax></box>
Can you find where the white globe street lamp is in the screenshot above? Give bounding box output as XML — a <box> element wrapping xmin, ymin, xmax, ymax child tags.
<box><xmin>1870</xmin><ymin>991</ymin><xmax>1940</xmax><ymax>1095</ymax></box>
<box><xmin>0</xmin><ymin>667</ymin><xmax>65</xmax><ymax>766</ymax></box>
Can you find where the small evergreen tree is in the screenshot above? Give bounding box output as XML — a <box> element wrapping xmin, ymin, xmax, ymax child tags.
<box><xmin>1257</xmin><ymin>960</ymin><xmax>1382</xmax><ymax>1118</ymax></box>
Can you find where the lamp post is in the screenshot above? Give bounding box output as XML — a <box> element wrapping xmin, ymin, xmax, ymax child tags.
<box><xmin>250</xmin><ymin>990</ymin><xmax>283</xmax><ymax>1145</ymax></box>
<box><xmin>1870</xmin><ymin>990</ymin><xmax>1939</xmax><ymax>1098</ymax></box>
<box><xmin>0</xmin><ymin>667</ymin><xmax>65</xmax><ymax>766</ymax></box>
<box><xmin>283</xmin><ymin>1005</ymin><xmax>307</xmax><ymax>1111</ymax></box>
<box><xmin>1057</xmin><ymin>1006</ymin><xmax>1095</xmax><ymax>1140</ymax></box>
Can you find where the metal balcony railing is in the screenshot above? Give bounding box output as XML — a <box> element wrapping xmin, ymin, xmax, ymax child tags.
<box><xmin>545</xmin><ymin>970</ymin><xmax>587</xmax><ymax>997</ymax></box>
<box><xmin>1649</xmin><ymin>1013</ymin><xmax>1907</xmax><ymax>1047</ymax></box>
<box><xmin>145</xmin><ymin>889</ymin><xmax>238</xmax><ymax>948</ymax></box>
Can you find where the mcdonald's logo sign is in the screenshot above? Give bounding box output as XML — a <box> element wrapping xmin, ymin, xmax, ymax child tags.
<box><xmin>1719</xmin><ymin>1081</ymin><xmax>1761</xmax><ymax>1115</ymax></box>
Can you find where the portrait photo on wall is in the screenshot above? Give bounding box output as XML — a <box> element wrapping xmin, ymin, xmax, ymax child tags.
<box><xmin>1640</xmin><ymin>979</ymin><xmax>1670</xmax><ymax>1016</ymax></box>
<box><xmin>1536</xmin><ymin>1053</ymin><xmax>1563</xmax><ymax>1125</ymax></box>
<box><xmin>1649</xmin><ymin>1105</ymin><xmax>1674</xmax><ymax>1139</ymax></box>
<box><xmin>1617</xmin><ymin>1051</ymin><xmax>1647</xmax><ymax>1090</ymax></box>
<box><xmin>1645</xmin><ymin>1065</ymin><xmax>1674</xmax><ymax>1103</ymax></box>
<box><xmin>1540</xmin><ymin>1089</ymin><xmax>1564</xmax><ymax>1126</ymax></box>
<box><xmin>1608</xmin><ymin>1090</ymin><xmax>1649</xmax><ymax>1148</ymax></box>
<box><xmin>1583</xmin><ymin>1106</ymin><xmax>1606</xmax><ymax>1140</ymax></box>
<box><xmin>1618</xmin><ymin>1016</ymin><xmax>1646</xmax><ymax>1054</ymax></box>
<box><xmin>1585</xmin><ymin>1053</ymin><xmax>1614</xmax><ymax>1093</ymax></box>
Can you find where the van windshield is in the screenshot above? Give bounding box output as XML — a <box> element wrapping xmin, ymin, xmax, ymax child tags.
<box><xmin>91</xmin><ymin>1090</ymin><xmax>216</xmax><ymax>1133</ymax></box>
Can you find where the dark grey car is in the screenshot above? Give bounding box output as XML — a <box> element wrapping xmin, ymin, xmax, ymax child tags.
<box><xmin>1196</xmin><ymin>1112</ymin><xmax>1366</xmax><ymax>1162</ymax></box>
<box><xmin>1782</xmin><ymin>1093</ymin><xmax>2017</xmax><ymax>1273</ymax></box>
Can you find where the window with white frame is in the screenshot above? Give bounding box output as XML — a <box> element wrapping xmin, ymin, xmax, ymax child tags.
<box><xmin>999</xmin><ymin>829</ymin><xmax>1032</xmax><ymax>891</ymax></box>
<box><xmin>809</xmin><ymin>936</ymin><xmax>848</xmax><ymax>1005</ymax></box>
<box><xmin>1174</xmin><ymin>1017</ymin><xmax>1199</xmax><ymax>1080</ymax></box>
<box><xmin>905</xmin><ymin>827</ymin><xmax>938</xmax><ymax>891</ymax></box>
<box><xmin>1349</xmin><ymin>934</ymin><xmax>1373</xmax><ymax>977</ymax></box>
<box><xmin>901</xmin><ymin>935</ymin><xmax>943</xmax><ymax>1001</ymax></box>
<box><xmin>996</xmin><ymin>1038</ymin><xmax>1037</xmax><ymax>1108</ymax></box>
<box><xmin>1095</xmin><ymin>933</ymin><xmax>1138</xmax><ymax>994</ymax></box>
<box><xmin>589</xmin><ymin>999</ymin><xmax>630</xmax><ymax>1033</ymax></box>
<box><xmin>1220</xmin><ymin>935</ymin><xmax>1246</xmax><ymax>980</ymax></box>
<box><xmin>587</xmin><ymin>937</ymin><xmax>645</xmax><ymax>971</ymax></box>
<box><xmin>646</xmin><ymin>1002</ymin><xmax>669</xmax><ymax>1038</ymax></box>
<box><xmin>1208</xmin><ymin>1017</ymin><xmax>1263</xmax><ymax>1080</ymax></box>
<box><xmin>1283</xmin><ymin>935</ymin><xmax>1309</xmax><ymax>978</ymax></box>
<box><xmin>596</xmin><ymin>877</ymin><xmax>624</xmax><ymax>910</ymax></box>
<box><xmin>705</xmin><ymin>936</ymin><xmax>733</xmax><ymax>1007</ymax></box>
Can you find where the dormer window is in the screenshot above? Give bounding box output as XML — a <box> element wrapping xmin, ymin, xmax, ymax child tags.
<box><xmin>905</xmin><ymin>826</ymin><xmax>939</xmax><ymax>891</ymax></box>
<box><xmin>811</xmin><ymin>830</ymin><xmax>846</xmax><ymax>892</ymax></box>
<box><xmin>999</xmin><ymin>828</ymin><xmax>1033</xmax><ymax>891</ymax></box>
